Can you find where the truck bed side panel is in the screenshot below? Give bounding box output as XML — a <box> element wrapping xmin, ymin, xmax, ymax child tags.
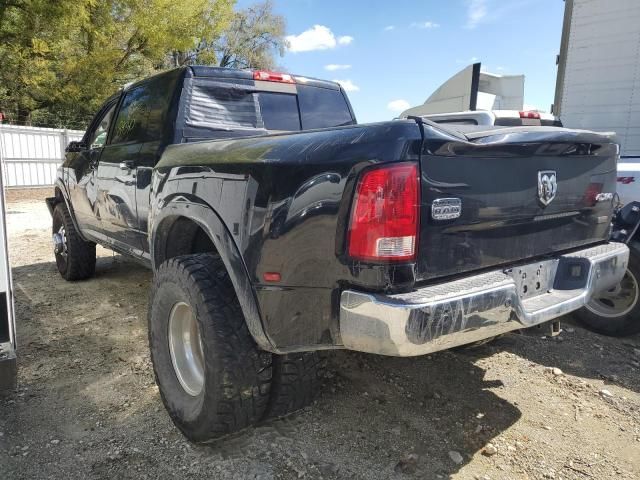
<box><xmin>153</xmin><ymin>122</ymin><xmax>423</xmax><ymax>348</ymax></box>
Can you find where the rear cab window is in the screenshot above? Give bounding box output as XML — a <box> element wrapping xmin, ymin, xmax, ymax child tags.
<box><xmin>257</xmin><ymin>93</ymin><xmax>301</xmax><ymax>131</ymax></box>
<box><xmin>179</xmin><ymin>75</ymin><xmax>355</xmax><ymax>141</ymax></box>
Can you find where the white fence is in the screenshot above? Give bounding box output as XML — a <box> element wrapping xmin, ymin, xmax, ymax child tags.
<box><xmin>0</xmin><ymin>125</ymin><xmax>84</xmax><ymax>187</ymax></box>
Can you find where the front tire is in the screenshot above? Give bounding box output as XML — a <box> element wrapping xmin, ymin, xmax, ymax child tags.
<box><xmin>148</xmin><ymin>253</ymin><xmax>272</xmax><ymax>442</ymax></box>
<box><xmin>573</xmin><ymin>250</ymin><xmax>640</xmax><ymax>336</ymax></box>
<box><xmin>52</xmin><ymin>203</ymin><xmax>96</xmax><ymax>280</ymax></box>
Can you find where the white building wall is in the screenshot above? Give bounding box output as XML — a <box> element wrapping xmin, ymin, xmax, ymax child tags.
<box><xmin>0</xmin><ymin>125</ymin><xmax>84</xmax><ymax>187</ymax></box>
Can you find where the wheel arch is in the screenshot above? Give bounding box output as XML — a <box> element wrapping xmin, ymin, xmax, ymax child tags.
<box><xmin>150</xmin><ymin>200</ymin><xmax>274</xmax><ymax>352</ymax></box>
<box><xmin>49</xmin><ymin>180</ymin><xmax>89</xmax><ymax>242</ymax></box>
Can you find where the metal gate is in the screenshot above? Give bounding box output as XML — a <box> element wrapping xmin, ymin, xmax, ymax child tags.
<box><xmin>0</xmin><ymin>124</ymin><xmax>84</xmax><ymax>187</ymax></box>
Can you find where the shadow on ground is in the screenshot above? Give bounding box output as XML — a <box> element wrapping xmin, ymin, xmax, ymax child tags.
<box><xmin>459</xmin><ymin>320</ymin><xmax>640</xmax><ymax>396</ymax></box>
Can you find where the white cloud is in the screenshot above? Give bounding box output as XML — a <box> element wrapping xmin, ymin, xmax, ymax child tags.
<box><xmin>286</xmin><ymin>25</ymin><xmax>354</xmax><ymax>53</ymax></box>
<box><xmin>464</xmin><ymin>0</ymin><xmax>529</xmax><ymax>29</ymax></box>
<box><xmin>384</xmin><ymin>25</ymin><xmax>395</xmax><ymax>31</ymax></box>
<box><xmin>470</xmin><ymin>56</ymin><xmax>479</xmax><ymax>62</ymax></box>
<box><xmin>325</xmin><ymin>64</ymin><xmax>351</xmax><ymax>71</ymax></box>
<box><xmin>411</xmin><ymin>21</ymin><xmax>440</xmax><ymax>29</ymax></box>
<box><xmin>334</xmin><ymin>79</ymin><xmax>359</xmax><ymax>92</ymax></box>
<box><xmin>465</xmin><ymin>0</ymin><xmax>488</xmax><ymax>29</ymax></box>
<box><xmin>387</xmin><ymin>99</ymin><xmax>411</xmax><ymax>112</ymax></box>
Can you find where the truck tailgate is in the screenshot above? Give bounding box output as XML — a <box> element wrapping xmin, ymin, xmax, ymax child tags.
<box><xmin>417</xmin><ymin>125</ymin><xmax>618</xmax><ymax>281</ymax></box>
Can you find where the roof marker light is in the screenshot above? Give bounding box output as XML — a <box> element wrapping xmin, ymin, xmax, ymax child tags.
<box><xmin>253</xmin><ymin>70</ymin><xmax>295</xmax><ymax>84</ymax></box>
<box><xmin>519</xmin><ymin>111</ymin><xmax>541</xmax><ymax>119</ymax></box>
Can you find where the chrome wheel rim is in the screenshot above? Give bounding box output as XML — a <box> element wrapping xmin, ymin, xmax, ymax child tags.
<box><xmin>53</xmin><ymin>226</ymin><xmax>67</xmax><ymax>257</ymax></box>
<box><xmin>168</xmin><ymin>302</ymin><xmax>205</xmax><ymax>396</ymax></box>
<box><xmin>586</xmin><ymin>268</ymin><xmax>639</xmax><ymax>318</ymax></box>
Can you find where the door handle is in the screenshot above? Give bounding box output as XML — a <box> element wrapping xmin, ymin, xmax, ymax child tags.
<box><xmin>119</xmin><ymin>160</ymin><xmax>135</xmax><ymax>171</ymax></box>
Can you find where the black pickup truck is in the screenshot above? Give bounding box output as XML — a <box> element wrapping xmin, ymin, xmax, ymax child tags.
<box><xmin>47</xmin><ymin>66</ymin><xmax>628</xmax><ymax>442</ymax></box>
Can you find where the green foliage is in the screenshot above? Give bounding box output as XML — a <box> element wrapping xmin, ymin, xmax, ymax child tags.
<box><xmin>0</xmin><ymin>0</ymin><xmax>286</xmax><ymax>129</ymax></box>
<box><xmin>169</xmin><ymin>0</ymin><xmax>287</xmax><ymax>70</ymax></box>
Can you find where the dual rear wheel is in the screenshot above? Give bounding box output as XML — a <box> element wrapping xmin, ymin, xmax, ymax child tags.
<box><xmin>148</xmin><ymin>253</ymin><xmax>326</xmax><ymax>443</ymax></box>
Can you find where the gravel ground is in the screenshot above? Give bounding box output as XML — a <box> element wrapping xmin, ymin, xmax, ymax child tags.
<box><xmin>1</xmin><ymin>191</ymin><xmax>639</xmax><ymax>479</ymax></box>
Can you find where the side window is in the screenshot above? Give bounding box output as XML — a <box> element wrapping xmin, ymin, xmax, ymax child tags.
<box><xmin>88</xmin><ymin>104</ymin><xmax>116</xmax><ymax>149</ymax></box>
<box><xmin>111</xmin><ymin>87</ymin><xmax>152</xmax><ymax>144</ymax></box>
<box><xmin>110</xmin><ymin>77</ymin><xmax>175</xmax><ymax>145</ymax></box>
<box><xmin>297</xmin><ymin>85</ymin><xmax>354</xmax><ymax>130</ymax></box>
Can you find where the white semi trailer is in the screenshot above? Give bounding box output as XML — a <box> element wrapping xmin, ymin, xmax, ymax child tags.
<box><xmin>0</xmin><ymin>134</ymin><xmax>17</xmax><ymax>391</ymax></box>
<box><xmin>553</xmin><ymin>0</ymin><xmax>640</xmax><ymax>336</ymax></box>
<box><xmin>0</xmin><ymin>170</ymin><xmax>16</xmax><ymax>391</ymax></box>
<box><xmin>553</xmin><ymin>0</ymin><xmax>640</xmax><ymax>205</ymax></box>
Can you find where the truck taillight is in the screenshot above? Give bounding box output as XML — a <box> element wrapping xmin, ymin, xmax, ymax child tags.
<box><xmin>519</xmin><ymin>110</ymin><xmax>541</xmax><ymax>119</ymax></box>
<box><xmin>347</xmin><ymin>163</ymin><xmax>420</xmax><ymax>262</ymax></box>
<box><xmin>253</xmin><ymin>70</ymin><xmax>295</xmax><ymax>83</ymax></box>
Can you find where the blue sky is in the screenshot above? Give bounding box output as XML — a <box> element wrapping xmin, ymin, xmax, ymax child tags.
<box><xmin>245</xmin><ymin>0</ymin><xmax>566</xmax><ymax>123</ymax></box>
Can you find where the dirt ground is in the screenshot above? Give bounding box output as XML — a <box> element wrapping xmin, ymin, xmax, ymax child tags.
<box><xmin>1</xmin><ymin>189</ymin><xmax>639</xmax><ymax>480</ymax></box>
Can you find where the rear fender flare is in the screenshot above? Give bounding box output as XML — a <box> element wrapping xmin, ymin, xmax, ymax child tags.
<box><xmin>150</xmin><ymin>199</ymin><xmax>274</xmax><ymax>352</ymax></box>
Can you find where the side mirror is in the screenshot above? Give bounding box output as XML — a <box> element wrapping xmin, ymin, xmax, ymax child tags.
<box><xmin>65</xmin><ymin>141</ymin><xmax>87</xmax><ymax>153</ymax></box>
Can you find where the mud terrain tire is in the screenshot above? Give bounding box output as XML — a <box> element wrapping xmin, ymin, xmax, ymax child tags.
<box><xmin>148</xmin><ymin>253</ymin><xmax>272</xmax><ymax>442</ymax></box>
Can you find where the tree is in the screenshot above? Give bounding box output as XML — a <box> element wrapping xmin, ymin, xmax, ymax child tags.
<box><xmin>0</xmin><ymin>0</ymin><xmax>287</xmax><ymax>129</ymax></box>
<box><xmin>171</xmin><ymin>0</ymin><xmax>287</xmax><ymax>70</ymax></box>
<box><xmin>217</xmin><ymin>0</ymin><xmax>286</xmax><ymax>69</ymax></box>
<box><xmin>0</xmin><ymin>0</ymin><xmax>235</xmax><ymax>128</ymax></box>
<box><xmin>0</xmin><ymin>0</ymin><xmax>79</xmax><ymax>124</ymax></box>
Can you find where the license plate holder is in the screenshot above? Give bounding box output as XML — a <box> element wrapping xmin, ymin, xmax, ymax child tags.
<box><xmin>509</xmin><ymin>259</ymin><xmax>559</xmax><ymax>300</ymax></box>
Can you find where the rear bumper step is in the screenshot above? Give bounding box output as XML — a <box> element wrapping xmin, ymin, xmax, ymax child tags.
<box><xmin>339</xmin><ymin>242</ymin><xmax>629</xmax><ymax>356</ymax></box>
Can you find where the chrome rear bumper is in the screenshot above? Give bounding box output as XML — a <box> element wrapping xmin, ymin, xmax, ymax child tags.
<box><xmin>339</xmin><ymin>242</ymin><xmax>629</xmax><ymax>356</ymax></box>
